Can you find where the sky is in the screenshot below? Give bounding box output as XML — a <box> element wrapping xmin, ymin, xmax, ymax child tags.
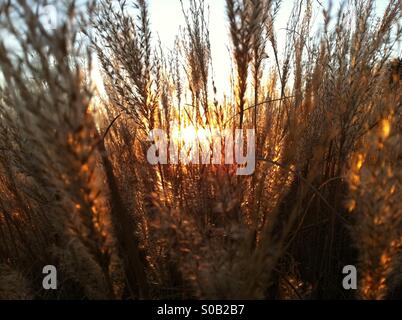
<box><xmin>147</xmin><ymin>0</ymin><xmax>392</xmax><ymax>96</ymax></box>
<box><xmin>148</xmin><ymin>0</ymin><xmax>293</xmax><ymax>95</ymax></box>
<box><xmin>0</xmin><ymin>1</ymin><xmax>395</xmax><ymax>95</ymax></box>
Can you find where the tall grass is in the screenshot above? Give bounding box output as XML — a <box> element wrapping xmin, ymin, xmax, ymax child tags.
<box><xmin>0</xmin><ymin>0</ymin><xmax>400</xmax><ymax>300</ymax></box>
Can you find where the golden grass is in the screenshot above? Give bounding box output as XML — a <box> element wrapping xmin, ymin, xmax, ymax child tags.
<box><xmin>0</xmin><ymin>0</ymin><xmax>401</xmax><ymax>300</ymax></box>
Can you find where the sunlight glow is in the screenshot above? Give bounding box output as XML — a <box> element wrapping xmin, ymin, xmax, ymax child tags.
<box><xmin>171</xmin><ymin>125</ymin><xmax>212</xmax><ymax>148</ymax></box>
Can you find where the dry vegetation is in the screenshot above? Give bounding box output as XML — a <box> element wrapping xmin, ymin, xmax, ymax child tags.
<box><xmin>0</xmin><ymin>0</ymin><xmax>401</xmax><ymax>300</ymax></box>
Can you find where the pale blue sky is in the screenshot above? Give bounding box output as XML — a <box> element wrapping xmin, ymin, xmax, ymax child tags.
<box><xmin>1</xmin><ymin>1</ymin><xmax>395</xmax><ymax>94</ymax></box>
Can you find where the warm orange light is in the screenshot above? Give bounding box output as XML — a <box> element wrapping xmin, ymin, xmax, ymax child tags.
<box><xmin>380</xmin><ymin>119</ymin><xmax>391</xmax><ymax>139</ymax></box>
<box><xmin>171</xmin><ymin>125</ymin><xmax>213</xmax><ymax>148</ymax></box>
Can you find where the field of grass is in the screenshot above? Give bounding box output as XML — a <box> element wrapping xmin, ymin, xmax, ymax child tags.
<box><xmin>0</xmin><ymin>0</ymin><xmax>401</xmax><ymax>300</ymax></box>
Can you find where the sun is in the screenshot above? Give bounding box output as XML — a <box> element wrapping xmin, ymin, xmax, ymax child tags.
<box><xmin>171</xmin><ymin>125</ymin><xmax>213</xmax><ymax>148</ymax></box>
<box><xmin>181</xmin><ymin>126</ymin><xmax>198</xmax><ymax>144</ymax></box>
